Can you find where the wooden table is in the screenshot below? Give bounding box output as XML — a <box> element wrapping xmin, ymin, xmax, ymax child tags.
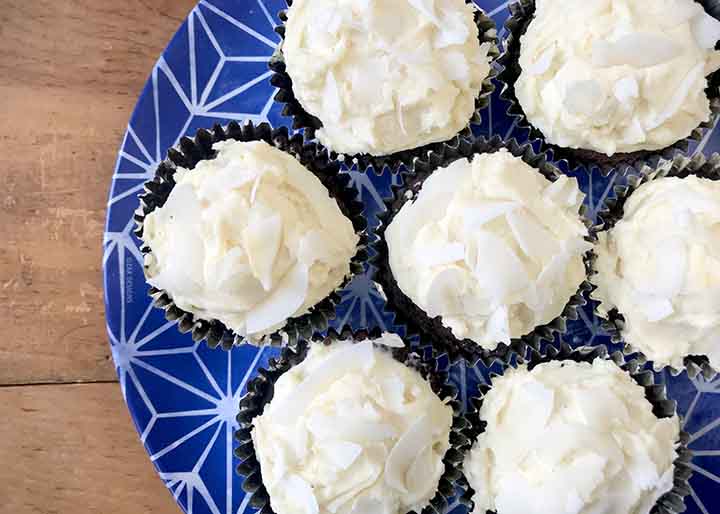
<box><xmin>0</xmin><ymin>2</ymin><xmax>197</xmax><ymax>512</ymax></box>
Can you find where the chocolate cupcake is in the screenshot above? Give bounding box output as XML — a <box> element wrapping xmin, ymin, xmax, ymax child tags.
<box><xmin>270</xmin><ymin>0</ymin><xmax>500</xmax><ymax>172</ymax></box>
<box><xmin>591</xmin><ymin>152</ymin><xmax>720</xmax><ymax>379</ymax></box>
<box><xmin>134</xmin><ymin>122</ymin><xmax>368</xmax><ymax>350</ymax></box>
<box><xmin>463</xmin><ymin>343</ymin><xmax>693</xmax><ymax>514</ymax></box>
<box><xmin>498</xmin><ymin>0</ymin><xmax>720</xmax><ymax>175</ymax></box>
<box><xmin>235</xmin><ymin>328</ymin><xmax>472</xmax><ymax>514</ymax></box>
<box><xmin>374</xmin><ymin>136</ymin><xmax>594</xmax><ymax>364</ymax></box>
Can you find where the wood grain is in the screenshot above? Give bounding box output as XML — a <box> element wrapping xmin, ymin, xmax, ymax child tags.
<box><xmin>0</xmin><ymin>382</ymin><xmax>178</xmax><ymax>514</ymax></box>
<box><xmin>0</xmin><ymin>0</ymin><xmax>195</xmax><ymax>385</ymax></box>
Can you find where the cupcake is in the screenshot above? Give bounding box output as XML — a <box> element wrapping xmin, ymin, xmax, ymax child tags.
<box><xmin>499</xmin><ymin>0</ymin><xmax>720</xmax><ymax>172</ymax></box>
<box><xmin>464</xmin><ymin>345</ymin><xmax>689</xmax><ymax>514</ymax></box>
<box><xmin>135</xmin><ymin>123</ymin><xmax>366</xmax><ymax>349</ymax></box>
<box><xmin>593</xmin><ymin>154</ymin><xmax>720</xmax><ymax>375</ymax></box>
<box><xmin>272</xmin><ymin>0</ymin><xmax>498</xmax><ymax>169</ymax></box>
<box><xmin>236</xmin><ymin>331</ymin><xmax>467</xmax><ymax>514</ymax></box>
<box><xmin>376</xmin><ymin>138</ymin><xmax>592</xmax><ymax>362</ymax></box>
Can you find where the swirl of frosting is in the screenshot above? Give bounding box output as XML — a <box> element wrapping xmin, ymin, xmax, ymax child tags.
<box><xmin>595</xmin><ymin>176</ymin><xmax>720</xmax><ymax>369</ymax></box>
<box><xmin>516</xmin><ymin>0</ymin><xmax>720</xmax><ymax>156</ymax></box>
<box><xmin>283</xmin><ymin>0</ymin><xmax>492</xmax><ymax>156</ymax></box>
<box><xmin>465</xmin><ymin>359</ymin><xmax>680</xmax><ymax>514</ymax></box>
<box><xmin>385</xmin><ymin>149</ymin><xmax>591</xmax><ymax>349</ymax></box>
<box><xmin>141</xmin><ymin>140</ymin><xmax>358</xmax><ymax>340</ymax></box>
<box><xmin>251</xmin><ymin>335</ymin><xmax>453</xmax><ymax>514</ymax></box>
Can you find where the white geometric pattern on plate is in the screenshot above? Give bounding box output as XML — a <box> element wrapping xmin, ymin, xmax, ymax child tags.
<box><xmin>103</xmin><ymin>1</ymin><xmax>720</xmax><ymax>513</ymax></box>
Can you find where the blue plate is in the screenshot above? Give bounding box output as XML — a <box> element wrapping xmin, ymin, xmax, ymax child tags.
<box><xmin>103</xmin><ymin>2</ymin><xmax>720</xmax><ymax>513</ymax></box>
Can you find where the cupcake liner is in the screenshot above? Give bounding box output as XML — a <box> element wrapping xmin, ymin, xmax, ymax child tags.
<box><xmin>372</xmin><ymin>135</ymin><xmax>595</xmax><ymax>365</ymax></box>
<box><xmin>234</xmin><ymin>325</ymin><xmax>474</xmax><ymax>514</ymax></box>
<box><xmin>269</xmin><ymin>1</ymin><xmax>500</xmax><ymax>173</ymax></box>
<box><xmin>463</xmin><ymin>343</ymin><xmax>694</xmax><ymax>514</ymax></box>
<box><xmin>589</xmin><ymin>152</ymin><xmax>720</xmax><ymax>380</ymax></box>
<box><xmin>133</xmin><ymin>121</ymin><xmax>369</xmax><ymax>350</ymax></box>
<box><xmin>497</xmin><ymin>0</ymin><xmax>720</xmax><ymax>176</ymax></box>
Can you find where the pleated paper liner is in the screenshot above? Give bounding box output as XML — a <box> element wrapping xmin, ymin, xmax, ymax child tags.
<box><xmin>372</xmin><ymin>135</ymin><xmax>595</xmax><ymax>366</ymax></box>
<box><xmin>234</xmin><ymin>326</ymin><xmax>474</xmax><ymax>514</ymax></box>
<box><xmin>497</xmin><ymin>0</ymin><xmax>720</xmax><ymax>176</ymax></box>
<box><xmin>463</xmin><ymin>343</ymin><xmax>694</xmax><ymax>514</ymax></box>
<box><xmin>268</xmin><ymin>0</ymin><xmax>501</xmax><ymax>173</ymax></box>
<box><xmin>134</xmin><ymin>121</ymin><xmax>369</xmax><ymax>350</ymax></box>
<box><xmin>589</xmin><ymin>152</ymin><xmax>720</xmax><ymax>380</ymax></box>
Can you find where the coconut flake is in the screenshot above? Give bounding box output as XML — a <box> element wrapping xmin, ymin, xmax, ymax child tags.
<box><xmin>526</xmin><ymin>45</ymin><xmax>556</xmax><ymax>76</ymax></box>
<box><xmin>250</xmin><ymin>172</ymin><xmax>263</xmax><ymax>204</ymax></box>
<box><xmin>613</xmin><ymin>76</ymin><xmax>640</xmax><ymax>106</ymax></box>
<box><xmin>504</xmin><ymin>379</ymin><xmax>554</xmax><ymax>430</ymax></box>
<box><xmin>486</xmin><ymin>306</ymin><xmax>510</xmax><ymax>343</ymax></box>
<box><xmin>643</xmin><ymin>296</ymin><xmax>675</xmax><ymax>323</ymax></box>
<box><xmin>322</xmin><ymin>441</ymin><xmax>363</xmax><ymax>470</ymax></box>
<box><xmin>506</xmin><ymin>209</ymin><xmax>561</xmax><ymax>261</ymax></box>
<box><xmin>376</xmin><ymin>333</ymin><xmax>406</xmax><ymax>348</ymax></box>
<box><xmin>307</xmin><ymin>415</ymin><xmax>397</xmax><ymax>442</ymax></box>
<box><xmin>650</xmin><ymin>61</ymin><xmax>706</xmax><ymax>129</ymax></box>
<box><xmin>385</xmin><ymin>414</ymin><xmax>433</xmax><ymax>493</ymax></box>
<box><xmin>165</xmin><ymin>224</ymin><xmax>205</xmax><ymax>286</ymax></box>
<box><xmin>380</xmin><ymin>376</ymin><xmax>406</xmax><ymax>411</ymax></box>
<box><xmin>659</xmin><ymin>1</ymin><xmax>702</xmax><ymax>26</ymax></box>
<box><xmin>564</xmin><ymin>79</ymin><xmax>605</xmax><ymax>116</ymax></box>
<box><xmin>543</xmin><ymin>176</ymin><xmax>582</xmax><ymax>208</ymax></box>
<box><xmin>158</xmin><ymin>183</ymin><xmax>202</xmax><ymax>227</ymax></box>
<box><xmin>405</xmin><ymin>445</ymin><xmax>440</xmax><ymax>504</ymax></box>
<box><xmin>463</xmin><ymin>202</ymin><xmax>519</xmax><ymax>233</ymax></box>
<box><xmin>323</xmin><ymin>70</ymin><xmax>343</xmax><ymax>123</ymax></box>
<box><xmin>692</xmin><ymin>12</ymin><xmax>720</xmax><ymax>49</ymax></box>
<box><xmin>273</xmin><ymin>342</ymin><xmax>375</xmax><ymax>424</ymax></box>
<box><xmin>621</xmin><ymin>117</ymin><xmax>647</xmax><ymax>146</ymax></box>
<box><xmin>435</xmin><ymin>9</ymin><xmax>470</xmax><ymax>47</ymax></box>
<box><xmin>421</xmin><ymin>266</ymin><xmax>465</xmax><ymax>317</ymax></box>
<box><xmin>242</xmin><ymin>213</ymin><xmax>283</xmax><ymax>291</ymax></box>
<box><xmin>397</xmin><ymin>98</ymin><xmax>407</xmax><ymax>135</ymax></box>
<box><xmin>407</xmin><ymin>0</ymin><xmax>439</xmax><ymax>24</ymax></box>
<box><xmin>196</xmin><ymin>165</ymin><xmax>257</xmax><ymax>201</ymax></box>
<box><xmin>592</xmin><ymin>33</ymin><xmax>682</xmax><ymax>68</ymax></box>
<box><xmin>418</xmin><ymin>242</ymin><xmax>466</xmax><ymax>267</ymax></box>
<box><xmin>442</xmin><ymin>51</ymin><xmax>470</xmax><ymax>82</ymax></box>
<box><xmin>285</xmin><ymin>474</ymin><xmax>319</xmax><ymax>514</ymax></box>
<box><xmin>473</xmin><ymin>231</ymin><xmax>529</xmax><ymax>300</ymax></box>
<box><xmin>245</xmin><ymin>262</ymin><xmax>308</xmax><ymax>335</ymax></box>
<box><xmin>652</xmin><ymin>237</ymin><xmax>688</xmax><ymax>298</ymax></box>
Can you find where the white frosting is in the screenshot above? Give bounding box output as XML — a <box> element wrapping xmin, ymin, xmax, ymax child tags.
<box><xmin>283</xmin><ymin>0</ymin><xmax>492</xmax><ymax>156</ymax></box>
<box><xmin>465</xmin><ymin>359</ymin><xmax>680</xmax><ymax>514</ymax></box>
<box><xmin>516</xmin><ymin>0</ymin><xmax>720</xmax><ymax>156</ymax></box>
<box><xmin>595</xmin><ymin>176</ymin><xmax>720</xmax><ymax>370</ymax></box>
<box><xmin>142</xmin><ymin>140</ymin><xmax>358</xmax><ymax>340</ymax></box>
<box><xmin>251</xmin><ymin>335</ymin><xmax>453</xmax><ymax>514</ymax></box>
<box><xmin>385</xmin><ymin>149</ymin><xmax>591</xmax><ymax>349</ymax></box>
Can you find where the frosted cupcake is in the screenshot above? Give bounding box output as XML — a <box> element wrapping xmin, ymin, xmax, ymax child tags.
<box><xmin>136</xmin><ymin>123</ymin><xmax>365</xmax><ymax>349</ymax></box>
<box><xmin>593</xmin><ymin>156</ymin><xmax>720</xmax><ymax>375</ymax></box>
<box><xmin>272</xmin><ymin>0</ymin><xmax>498</xmax><ymax>169</ymax></box>
<box><xmin>464</xmin><ymin>346</ymin><xmax>688</xmax><ymax>514</ymax></box>
<box><xmin>499</xmin><ymin>0</ymin><xmax>720</xmax><ymax>172</ymax></box>
<box><xmin>376</xmin><ymin>139</ymin><xmax>592</xmax><ymax>361</ymax></box>
<box><xmin>236</xmin><ymin>332</ymin><xmax>467</xmax><ymax>514</ymax></box>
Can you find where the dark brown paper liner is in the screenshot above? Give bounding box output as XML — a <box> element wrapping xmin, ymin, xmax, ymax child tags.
<box><xmin>497</xmin><ymin>0</ymin><xmax>720</xmax><ymax>176</ymax></box>
<box><xmin>269</xmin><ymin>1</ymin><xmax>500</xmax><ymax>173</ymax></box>
<box><xmin>463</xmin><ymin>343</ymin><xmax>693</xmax><ymax>514</ymax></box>
<box><xmin>372</xmin><ymin>135</ymin><xmax>595</xmax><ymax>365</ymax></box>
<box><xmin>234</xmin><ymin>326</ymin><xmax>474</xmax><ymax>514</ymax></box>
<box><xmin>134</xmin><ymin>121</ymin><xmax>369</xmax><ymax>350</ymax></box>
<box><xmin>590</xmin><ymin>152</ymin><xmax>720</xmax><ymax>380</ymax></box>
